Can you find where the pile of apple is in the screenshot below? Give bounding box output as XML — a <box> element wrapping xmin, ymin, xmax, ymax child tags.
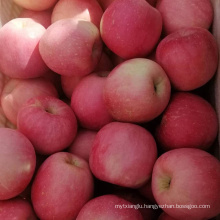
<box><xmin>0</xmin><ymin>0</ymin><xmax>220</xmax><ymax>219</ymax></box>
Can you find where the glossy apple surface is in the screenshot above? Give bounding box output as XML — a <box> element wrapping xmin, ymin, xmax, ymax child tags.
<box><xmin>0</xmin><ymin>18</ymin><xmax>49</xmax><ymax>79</ymax></box>
<box><xmin>31</xmin><ymin>152</ymin><xmax>94</xmax><ymax>220</ymax></box>
<box><xmin>152</xmin><ymin>148</ymin><xmax>220</xmax><ymax>220</ymax></box>
<box><xmin>71</xmin><ymin>72</ymin><xmax>113</xmax><ymax>130</ymax></box>
<box><xmin>76</xmin><ymin>194</ymin><xmax>144</xmax><ymax>220</ymax></box>
<box><xmin>100</xmin><ymin>0</ymin><xmax>162</xmax><ymax>59</ymax></box>
<box><xmin>0</xmin><ymin>128</ymin><xmax>36</xmax><ymax>200</ymax></box>
<box><xmin>17</xmin><ymin>96</ymin><xmax>78</xmax><ymax>155</ymax></box>
<box><xmin>155</xmin><ymin>92</ymin><xmax>218</xmax><ymax>151</ymax></box>
<box><xmin>39</xmin><ymin>18</ymin><xmax>103</xmax><ymax>77</ymax></box>
<box><xmin>1</xmin><ymin>77</ymin><xmax>58</xmax><ymax>125</ymax></box>
<box><xmin>156</xmin><ymin>27</ymin><xmax>218</xmax><ymax>91</ymax></box>
<box><xmin>156</xmin><ymin>0</ymin><xmax>214</xmax><ymax>35</ymax></box>
<box><xmin>103</xmin><ymin>58</ymin><xmax>171</xmax><ymax>123</ymax></box>
<box><xmin>89</xmin><ymin>122</ymin><xmax>157</xmax><ymax>188</ymax></box>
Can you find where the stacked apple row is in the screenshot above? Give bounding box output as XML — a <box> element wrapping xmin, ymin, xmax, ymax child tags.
<box><xmin>0</xmin><ymin>0</ymin><xmax>220</xmax><ymax>220</ymax></box>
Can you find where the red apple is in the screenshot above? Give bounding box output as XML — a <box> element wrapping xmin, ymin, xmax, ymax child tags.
<box><xmin>155</xmin><ymin>92</ymin><xmax>218</xmax><ymax>151</ymax></box>
<box><xmin>0</xmin><ymin>197</ymin><xmax>37</xmax><ymax>219</ymax></box>
<box><xmin>89</xmin><ymin>122</ymin><xmax>157</xmax><ymax>188</ymax></box>
<box><xmin>39</xmin><ymin>18</ymin><xmax>103</xmax><ymax>77</ymax></box>
<box><xmin>68</xmin><ymin>128</ymin><xmax>97</xmax><ymax>162</ymax></box>
<box><xmin>0</xmin><ymin>18</ymin><xmax>49</xmax><ymax>79</ymax></box>
<box><xmin>156</xmin><ymin>0</ymin><xmax>214</xmax><ymax>35</ymax></box>
<box><xmin>71</xmin><ymin>71</ymin><xmax>113</xmax><ymax>130</ymax></box>
<box><xmin>76</xmin><ymin>194</ymin><xmax>143</xmax><ymax>220</ymax></box>
<box><xmin>156</xmin><ymin>27</ymin><xmax>218</xmax><ymax>91</ymax></box>
<box><xmin>51</xmin><ymin>0</ymin><xmax>103</xmax><ymax>29</ymax></box>
<box><xmin>152</xmin><ymin>148</ymin><xmax>220</xmax><ymax>220</ymax></box>
<box><xmin>100</xmin><ymin>0</ymin><xmax>162</xmax><ymax>59</ymax></box>
<box><xmin>103</xmin><ymin>58</ymin><xmax>171</xmax><ymax>123</ymax></box>
<box><xmin>19</xmin><ymin>8</ymin><xmax>52</xmax><ymax>28</ymax></box>
<box><xmin>13</xmin><ymin>0</ymin><xmax>58</xmax><ymax>11</ymax></box>
<box><xmin>31</xmin><ymin>152</ymin><xmax>94</xmax><ymax>220</ymax></box>
<box><xmin>0</xmin><ymin>128</ymin><xmax>36</xmax><ymax>200</ymax></box>
<box><xmin>17</xmin><ymin>96</ymin><xmax>78</xmax><ymax>155</ymax></box>
<box><xmin>1</xmin><ymin>77</ymin><xmax>58</xmax><ymax>125</ymax></box>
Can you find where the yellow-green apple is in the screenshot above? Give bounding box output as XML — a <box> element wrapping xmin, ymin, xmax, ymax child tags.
<box><xmin>103</xmin><ymin>58</ymin><xmax>171</xmax><ymax>123</ymax></box>
<box><xmin>13</xmin><ymin>0</ymin><xmax>58</xmax><ymax>11</ymax></box>
<box><xmin>76</xmin><ymin>194</ymin><xmax>143</xmax><ymax>220</ymax></box>
<box><xmin>152</xmin><ymin>148</ymin><xmax>220</xmax><ymax>220</ymax></box>
<box><xmin>71</xmin><ymin>72</ymin><xmax>113</xmax><ymax>130</ymax></box>
<box><xmin>155</xmin><ymin>92</ymin><xmax>218</xmax><ymax>151</ymax></box>
<box><xmin>39</xmin><ymin>19</ymin><xmax>103</xmax><ymax>77</ymax></box>
<box><xmin>0</xmin><ymin>128</ymin><xmax>36</xmax><ymax>200</ymax></box>
<box><xmin>17</xmin><ymin>96</ymin><xmax>78</xmax><ymax>155</ymax></box>
<box><xmin>31</xmin><ymin>152</ymin><xmax>94</xmax><ymax>220</ymax></box>
<box><xmin>156</xmin><ymin>0</ymin><xmax>214</xmax><ymax>35</ymax></box>
<box><xmin>1</xmin><ymin>77</ymin><xmax>58</xmax><ymax>125</ymax></box>
<box><xmin>156</xmin><ymin>27</ymin><xmax>218</xmax><ymax>91</ymax></box>
<box><xmin>0</xmin><ymin>197</ymin><xmax>37</xmax><ymax>219</ymax></box>
<box><xmin>100</xmin><ymin>0</ymin><xmax>162</xmax><ymax>59</ymax></box>
<box><xmin>68</xmin><ymin>129</ymin><xmax>97</xmax><ymax>162</ymax></box>
<box><xmin>0</xmin><ymin>18</ymin><xmax>49</xmax><ymax>79</ymax></box>
<box><xmin>158</xmin><ymin>212</ymin><xmax>177</xmax><ymax>220</ymax></box>
<box><xmin>51</xmin><ymin>0</ymin><xmax>103</xmax><ymax>29</ymax></box>
<box><xmin>89</xmin><ymin>122</ymin><xmax>157</xmax><ymax>188</ymax></box>
<box><xmin>19</xmin><ymin>8</ymin><xmax>52</xmax><ymax>28</ymax></box>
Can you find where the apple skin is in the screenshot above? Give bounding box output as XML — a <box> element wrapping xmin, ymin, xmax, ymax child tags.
<box><xmin>17</xmin><ymin>96</ymin><xmax>78</xmax><ymax>155</ymax></box>
<box><xmin>100</xmin><ymin>0</ymin><xmax>162</xmax><ymax>59</ymax></box>
<box><xmin>68</xmin><ymin>128</ymin><xmax>97</xmax><ymax>162</ymax></box>
<box><xmin>156</xmin><ymin>27</ymin><xmax>218</xmax><ymax>91</ymax></box>
<box><xmin>152</xmin><ymin>148</ymin><xmax>220</xmax><ymax>220</ymax></box>
<box><xmin>156</xmin><ymin>0</ymin><xmax>214</xmax><ymax>35</ymax></box>
<box><xmin>19</xmin><ymin>8</ymin><xmax>52</xmax><ymax>28</ymax></box>
<box><xmin>61</xmin><ymin>52</ymin><xmax>113</xmax><ymax>99</ymax></box>
<box><xmin>0</xmin><ymin>197</ymin><xmax>37</xmax><ymax>220</ymax></box>
<box><xmin>1</xmin><ymin>77</ymin><xmax>58</xmax><ymax>125</ymax></box>
<box><xmin>76</xmin><ymin>194</ymin><xmax>144</xmax><ymax>220</ymax></box>
<box><xmin>31</xmin><ymin>152</ymin><xmax>94</xmax><ymax>220</ymax></box>
<box><xmin>13</xmin><ymin>0</ymin><xmax>58</xmax><ymax>11</ymax></box>
<box><xmin>89</xmin><ymin>122</ymin><xmax>158</xmax><ymax>188</ymax></box>
<box><xmin>158</xmin><ymin>212</ymin><xmax>177</xmax><ymax>220</ymax></box>
<box><xmin>71</xmin><ymin>72</ymin><xmax>113</xmax><ymax>130</ymax></box>
<box><xmin>51</xmin><ymin>0</ymin><xmax>103</xmax><ymax>28</ymax></box>
<box><xmin>103</xmin><ymin>58</ymin><xmax>171</xmax><ymax>123</ymax></box>
<box><xmin>0</xmin><ymin>128</ymin><xmax>36</xmax><ymax>200</ymax></box>
<box><xmin>39</xmin><ymin>18</ymin><xmax>103</xmax><ymax>77</ymax></box>
<box><xmin>97</xmin><ymin>0</ymin><xmax>156</xmax><ymax>11</ymax></box>
<box><xmin>0</xmin><ymin>18</ymin><xmax>49</xmax><ymax>79</ymax></box>
<box><xmin>155</xmin><ymin>92</ymin><xmax>218</xmax><ymax>151</ymax></box>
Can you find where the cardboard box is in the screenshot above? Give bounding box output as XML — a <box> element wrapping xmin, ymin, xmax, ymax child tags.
<box><xmin>0</xmin><ymin>0</ymin><xmax>220</xmax><ymax>219</ymax></box>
